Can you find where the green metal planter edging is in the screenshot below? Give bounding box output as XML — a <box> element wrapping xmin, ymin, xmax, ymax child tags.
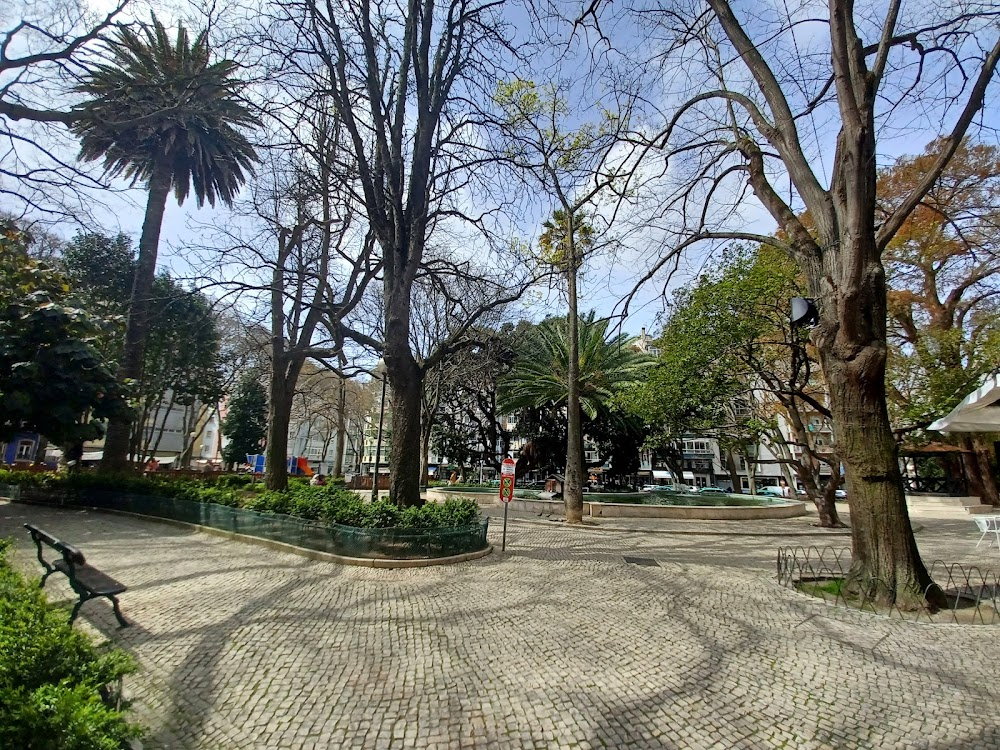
<box><xmin>9</xmin><ymin>488</ymin><xmax>490</xmax><ymax>561</ymax></box>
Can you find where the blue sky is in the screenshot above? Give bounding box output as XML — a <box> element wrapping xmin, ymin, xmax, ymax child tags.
<box><xmin>18</xmin><ymin>0</ymin><xmax>1000</xmax><ymax>343</ymax></box>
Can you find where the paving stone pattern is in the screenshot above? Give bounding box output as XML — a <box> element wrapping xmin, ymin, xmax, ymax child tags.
<box><xmin>2</xmin><ymin>501</ymin><xmax>999</xmax><ymax>750</ymax></box>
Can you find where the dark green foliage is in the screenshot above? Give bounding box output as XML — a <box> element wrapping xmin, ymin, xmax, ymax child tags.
<box><xmin>72</xmin><ymin>15</ymin><xmax>258</xmax><ymax>208</ymax></box>
<box><xmin>499</xmin><ymin>312</ymin><xmax>653</xmax><ymax>419</ymax></box>
<box><xmin>0</xmin><ymin>223</ymin><xmax>132</xmax><ymax>448</ymax></box>
<box><xmin>62</xmin><ymin>233</ymin><xmax>227</xmax><ymax>449</ymax></box>
<box><xmin>220</xmin><ymin>373</ymin><xmax>268</xmax><ymax>466</ymax></box>
<box><xmin>0</xmin><ymin>539</ymin><xmax>140</xmax><ymax>749</ymax></box>
<box><xmin>500</xmin><ymin>313</ymin><xmax>654</xmax><ymax>478</ymax></box>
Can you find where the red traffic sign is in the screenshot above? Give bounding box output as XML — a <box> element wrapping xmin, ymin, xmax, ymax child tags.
<box><xmin>501</xmin><ymin>457</ymin><xmax>516</xmax><ymax>476</ymax></box>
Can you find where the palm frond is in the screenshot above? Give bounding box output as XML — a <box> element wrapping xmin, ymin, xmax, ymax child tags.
<box><xmin>72</xmin><ymin>13</ymin><xmax>259</xmax><ymax>207</ymax></box>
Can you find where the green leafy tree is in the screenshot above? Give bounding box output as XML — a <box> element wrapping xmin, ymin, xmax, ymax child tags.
<box><xmin>0</xmin><ymin>222</ymin><xmax>131</xmax><ymax>466</ymax></box>
<box><xmin>72</xmin><ymin>14</ymin><xmax>258</xmax><ymax>471</ymax></box>
<box><xmin>61</xmin><ymin>233</ymin><xmax>225</xmax><ymax>463</ymax></box>
<box><xmin>494</xmin><ymin>78</ymin><xmax>635</xmax><ymax>522</ymax></box>
<box><xmin>880</xmin><ymin>140</ymin><xmax>1000</xmax><ymax>503</ymax></box>
<box><xmin>621</xmin><ymin>245</ymin><xmax>845</xmax><ymax>525</ymax></box>
<box><xmin>500</xmin><ymin>313</ymin><xmax>653</xmax><ymax>484</ymax></box>
<box><xmin>221</xmin><ymin>373</ymin><xmax>268</xmax><ymax>469</ymax></box>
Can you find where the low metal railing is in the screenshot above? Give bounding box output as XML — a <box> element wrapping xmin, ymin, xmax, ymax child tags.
<box><xmin>15</xmin><ymin>488</ymin><xmax>489</xmax><ymax>560</ymax></box>
<box><xmin>777</xmin><ymin>545</ymin><xmax>1000</xmax><ymax>624</ymax></box>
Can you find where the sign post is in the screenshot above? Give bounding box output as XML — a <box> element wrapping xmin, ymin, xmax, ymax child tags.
<box><xmin>499</xmin><ymin>457</ymin><xmax>516</xmax><ymax>551</ymax></box>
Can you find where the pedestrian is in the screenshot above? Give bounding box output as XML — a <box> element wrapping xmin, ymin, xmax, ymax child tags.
<box><xmin>310</xmin><ymin>474</ymin><xmax>326</xmax><ymax>487</ymax></box>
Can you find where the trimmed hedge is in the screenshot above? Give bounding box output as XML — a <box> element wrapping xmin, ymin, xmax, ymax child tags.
<box><xmin>0</xmin><ymin>470</ymin><xmax>480</xmax><ymax>530</ymax></box>
<box><xmin>0</xmin><ymin>539</ymin><xmax>140</xmax><ymax>750</ymax></box>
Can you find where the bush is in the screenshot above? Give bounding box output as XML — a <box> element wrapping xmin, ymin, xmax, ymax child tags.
<box><xmin>0</xmin><ymin>539</ymin><xmax>140</xmax><ymax>750</ymax></box>
<box><xmin>1</xmin><ymin>470</ymin><xmax>481</xmax><ymax>530</ymax></box>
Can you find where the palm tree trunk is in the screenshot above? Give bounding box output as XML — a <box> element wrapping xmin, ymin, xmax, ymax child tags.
<box><xmin>564</xmin><ymin>263</ymin><xmax>585</xmax><ymax>523</ymax></box>
<box><xmin>101</xmin><ymin>158</ymin><xmax>172</xmax><ymax>472</ymax></box>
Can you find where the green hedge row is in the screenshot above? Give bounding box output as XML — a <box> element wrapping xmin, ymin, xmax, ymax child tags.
<box><xmin>0</xmin><ymin>539</ymin><xmax>140</xmax><ymax>750</ymax></box>
<box><xmin>0</xmin><ymin>470</ymin><xmax>480</xmax><ymax>530</ymax></box>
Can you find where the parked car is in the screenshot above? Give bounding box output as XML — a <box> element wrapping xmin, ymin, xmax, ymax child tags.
<box><xmin>697</xmin><ymin>486</ymin><xmax>726</xmax><ymax>494</ymax></box>
<box><xmin>758</xmin><ymin>486</ymin><xmax>786</xmax><ymax>498</ymax></box>
<box><xmin>641</xmin><ymin>484</ymin><xmax>666</xmax><ymax>492</ymax></box>
<box><xmin>835</xmin><ymin>489</ymin><xmax>848</xmax><ymax>500</ymax></box>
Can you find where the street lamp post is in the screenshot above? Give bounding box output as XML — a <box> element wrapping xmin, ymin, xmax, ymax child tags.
<box><xmin>372</xmin><ymin>359</ymin><xmax>388</xmax><ymax>502</ymax></box>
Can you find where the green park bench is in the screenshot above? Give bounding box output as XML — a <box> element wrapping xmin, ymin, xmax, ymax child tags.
<box><xmin>24</xmin><ymin>522</ymin><xmax>129</xmax><ymax>627</ymax></box>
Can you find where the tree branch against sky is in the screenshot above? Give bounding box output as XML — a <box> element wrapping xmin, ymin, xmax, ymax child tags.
<box><xmin>231</xmin><ymin>0</ymin><xmax>553</xmax><ymax>506</ymax></box>
<box><xmin>0</xmin><ymin>0</ymin><xmax>129</xmax><ymax>222</ymax></box>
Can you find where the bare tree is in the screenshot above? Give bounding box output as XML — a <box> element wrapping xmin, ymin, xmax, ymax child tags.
<box><xmin>247</xmin><ymin>0</ymin><xmax>545</xmax><ymax>506</ymax></box>
<box><xmin>604</xmin><ymin>0</ymin><xmax>1000</xmax><ymax>605</ymax></box>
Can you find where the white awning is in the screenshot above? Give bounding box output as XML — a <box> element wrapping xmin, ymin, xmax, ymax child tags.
<box><xmin>929</xmin><ymin>375</ymin><xmax>1000</xmax><ymax>432</ymax></box>
<box><xmin>682</xmin><ymin>471</ymin><xmax>696</xmax><ymax>480</ymax></box>
<box><xmin>652</xmin><ymin>470</ymin><xmax>671</xmax><ymax>479</ymax></box>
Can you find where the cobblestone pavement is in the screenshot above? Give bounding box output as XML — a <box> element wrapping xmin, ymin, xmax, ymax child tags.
<box><xmin>3</xmin><ymin>500</ymin><xmax>1000</xmax><ymax>750</ymax></box>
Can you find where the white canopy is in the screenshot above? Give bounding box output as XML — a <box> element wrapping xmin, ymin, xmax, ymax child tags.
<box><xmin>928</xmin><ymin>375</ymin><xmax>1000</xmax><ymax>432</ymax></box>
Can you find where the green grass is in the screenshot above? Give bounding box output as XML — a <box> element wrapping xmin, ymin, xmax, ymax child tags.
<box><xmin>798</xmin><ymin>578</ymin><xmax>846</xmax><ymax>597</ymax></box>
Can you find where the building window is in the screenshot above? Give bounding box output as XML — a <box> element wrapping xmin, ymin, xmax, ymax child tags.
<box><xmin>683</xmin><ymin>439</ymin><xmax>711</xmax><ymax>454</ymax></box>
<box><xmin>16</xmin><ymin>440</ymin><xmax>34</xmax><ymax>461</ymax></box>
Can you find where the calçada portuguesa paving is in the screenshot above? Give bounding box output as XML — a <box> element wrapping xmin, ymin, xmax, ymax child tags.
<box><xmin>2</xmin><ymin>500</ymin><xmax>999</xmax><ymax>750</ymax></box>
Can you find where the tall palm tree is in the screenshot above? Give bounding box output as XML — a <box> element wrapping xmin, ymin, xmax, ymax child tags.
<box><xmin>73</xmin><ymin>15</ymin><xmax>258</xmax><ymax>470</ymax></box>
<box><xmin>499</xmin><ymin>313</ymin><xmax>653</xmax><ymax>509</ymax></box>
<box><xmin>538</xmin><ymin>208</ymin><xmax>594</xmax><ymax>522</ymax></box>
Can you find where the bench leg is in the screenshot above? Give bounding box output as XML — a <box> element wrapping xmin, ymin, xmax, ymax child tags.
<box><xmin>69</xmin><ymin>596</ymin><xmax>89</xmax><ymax>624</ymax></box>
<box><xmin>108</xmin><ymin>595</ymin><xmax>129</xmax><ymax>628</ymax></box>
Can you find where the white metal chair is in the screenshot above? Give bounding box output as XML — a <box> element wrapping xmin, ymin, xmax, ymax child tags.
<box><xmin>974</xmin><ymin>516</ymin><xmax>1000</xmax><ymax>549</ymax></box>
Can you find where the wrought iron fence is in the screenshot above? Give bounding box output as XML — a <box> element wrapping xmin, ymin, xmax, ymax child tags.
<box><xmin>17</xmin><ymin>489</ymin><xmax>489</xmax><ymax>560</ymax></box>
<box><xmin>776</xmin><ymin>546</ymin><xmax>1000</xmax><ymax>624</ymax></box>
<box><xmin>901</xmin><ymin>475</ymin><xmax>968</xmax><ymax>496</ymax></box>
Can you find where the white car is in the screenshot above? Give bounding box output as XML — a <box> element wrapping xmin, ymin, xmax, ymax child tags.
<box><xmin>758</xmin><ymin>486</ymin><xmax>787</xmax><ymax>498</ymax></box>
<box><xmin>641</xmin><ymin>484</ymin><xmax>666</xmax><ymax>492</ymax></box>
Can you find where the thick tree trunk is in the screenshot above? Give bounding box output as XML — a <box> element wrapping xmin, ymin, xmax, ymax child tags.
<box><xmin>724</xmin><ymin>447</ymin><xmax>740</xmax><ymax>492</ymax></box>
<box><xmin>386</xmin><ymin>352</ymin><xmax>423</xmax><ymax>508</ymax></box>
<box><xmin>265</xmin><ymin>367</ymin><xmax>294</xmax><ymax>491</ymax></box>
<box><xmin>821</xmin><ymin>339</ymin><xmax>939</xmax><ymax>608</ymax></box>
<box><xmin>59</xmin><ymin>442</ymin><xmax>83</xmax><ymax>474</ymax></box>
<box><xmin>563</xmin><ymin>265</ymin><xmax>585</xmax><ymax>524</ymax></box>
<box><xmin>973</xmin><ymin>437</ymin><xmax>999</xmax><ymax>505</ymax></box>
<box><xmin>333</xmin><ymin>378</ymin><xmax>346</xmax><ymax>478</ymax></box>
<box><xmin>101</xmin><ymin>158</ymin><xmax>172</xmax><ymax>472</ymax></box>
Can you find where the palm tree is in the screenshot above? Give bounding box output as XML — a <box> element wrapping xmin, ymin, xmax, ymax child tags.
<box><xmin>499</xmin><ymin>313</ymin><xmax>653</xmax><ymax>510</ymax></box>
<box><xmin>538</xmin><ymin>208</ymin><xmax>594</xmax><ymax>522</ymax></box>
<box><xmin>72</xmin><ymin>15</ymin><xmax>258</xmax><ymax>470</ymax></box>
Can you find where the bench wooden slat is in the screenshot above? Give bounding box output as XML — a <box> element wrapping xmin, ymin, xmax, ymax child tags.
<box><xmin>53</xmin><ymin>560</ymin><xmax>127</xmax><ymax>596</ymax></box>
